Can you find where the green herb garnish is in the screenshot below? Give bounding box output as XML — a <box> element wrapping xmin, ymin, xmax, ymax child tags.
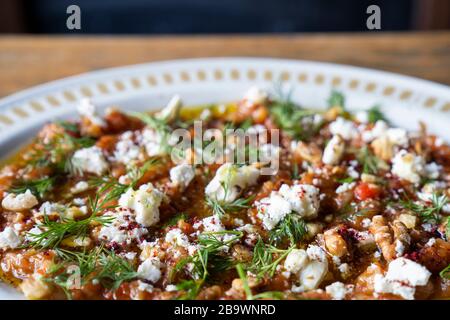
<box><xmin>327</xmin><ymin>90</ymin><xmax>345</xmax><ymax>108</ymax></box>
<box><xmin>250</xmin><ymin>238</ymin><xmax>294</xmax><ymax>278</ymax></box>
<box><xmin>269</xmin><ymin>214</ymin><xmax>307</xmax><ymax>246</ymax></box>
<box><xmin>367</xmin><ymin>105</ymin><xmax>387</xmax><ymax>124</ymax></box>
<box><xmin>46</xmin><ymin>247</ymin><xmax>137</xmax><ymax>299</ymax></box>
<box><xmin>205</xmin><ymin>195</ymin><xmax>254</xmax><ymax>217</ymax></box>
<box><xmin>401</xmin><ymin>194</ymin><xmax>448</xmax><ymax>223</ymax></box>
<box><xmin>25</xmin><ymin>196</ymin><xmax>114</xmax><ymax>249</ymax></box>
<box><xmin>9</xmin><ymin>176</ymin><xmax>56</xmax><ymax>199</ymax></box>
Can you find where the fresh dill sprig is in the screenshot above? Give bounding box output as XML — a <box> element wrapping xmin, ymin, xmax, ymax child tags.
<box><xmin>337</xmin><ymin>176</ymin><xmax>356</xmax><ymax>184</ymax></box>
<box><xmin>269</xmin><ymin>81</ymin><xmax>320</xmax><ymax>140</ymax></box>
<box><xmin>269</xmin><ymin>100</ymin><xmax>317</xmax><ymax>140</ymax></box>
<box><xmin>9</xmin><ymin>176</ymin><xmax>56</xmax><ymax>199</ymax></box>
<box><xmin>401</xmin><ymin>194</ymin><xmax>448</xmax><ymax>223</ymax></box>
<box><xmin>94</xmin><ymin>250</ymin><xmax>139</xmax><ymax>290</ymax></box>
<box><xmin>26</xmin><ymin>196</ymin><xmax>114</xmax><ymax>249</ymax></box>
<box><xmin>131</xmin><ymin>112</ymin><xmax>172</xmax><ymax>154</ymax></box>
<box><xmin>269</xmin><ymin>214</ymin><xmax>307</xmax><ymax>246</ymax></box>
<box><xmin>357</xmin><ymin>146</ymin><xmax>385</xmax><ymax>175</ymax></box>
<box><xmin>27</xmin><ymin>130</ymin><xmax>95</xmax><ymax>174</ymax></box>
<box><xmin>327</xmin><ymin>90</ymin><xmax>345</xmax><ymax>108</ymax></box>
<box><xmin>291</xmin><ymin>162</ymin><xmax>300</xmax><ymax>180</ymax></box>
<box><xmin>163</xmin><ymin>212</ymin><xmax>188</xmax><ymax>228</ymax></box>
<box><xmin>446</xmin><ymin>216</ymin><xmax>450</xmax><ymax>239</ymax></box>
<box><xmin>175</xmin><ymin>279</ymin><xmax>203</xmax><ymax>300</ymax></box>
<box><xmin>367</xmin><ymin>105</ymin><xmax>387</xmax><ymax>124</ymax></box>
<box><xmin>45</xmin><ymin>247</ymin><xmax>138</xmax><ymax>299</ymax></box>
<box><xmin>249</xmin><ymin>238</ymin><xmax>294</xmax><ymax>278</ymax></box>
<box><xmin>90</xmin><ymin>157</ymin><xmax>160</xmax><ymax>203</ymax></box>
<box><xmin>440</xmin><ymin>264</ymin><xmax>450</xmax><ymax>280</ymax></box>
<box><xmin>56</xmin><ymin>121</ymin><xmax>79</xmax><ymax>133</ymax></box>
<box><xmin>236</xmin><ymin>263</ymin><xmax>285</xmax><ymax>300</ymax></box>
<box><xmin>236</xmin><ymin>263</ymin><xmax>253</xmax><ymax>299</ymax></box>
<box><xmin>205</xmin><ymin>195</ymin><xmax>254</xmax><ymax>217</ymax></box>
<box><xmin>172</xmin><ymin>230</ymin><xmax>243</xmax><ymax>299</ymax></box>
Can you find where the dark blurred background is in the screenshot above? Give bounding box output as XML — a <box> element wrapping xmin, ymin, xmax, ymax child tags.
<box><xmin>1</xmin><ymin>0</ymin><xmax>449</xmax><ymax>34</ymax></box>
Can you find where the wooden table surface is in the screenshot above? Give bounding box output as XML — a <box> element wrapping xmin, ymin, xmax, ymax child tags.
<box><xmin>0</xmin><ymin>32</ymin><xmax>449</xmax><ymax>99</ymax></box>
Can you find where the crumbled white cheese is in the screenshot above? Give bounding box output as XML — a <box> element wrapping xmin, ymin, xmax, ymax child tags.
<box><xmin>155</xmin><ymin>95</ymin><xmax>182</xmax><ymax>122</ymax></box>
<box><xmin>298</xmin><ymin>259</ymin><xmax>328</xmax><ymax>291</ymax></box>
<box><xmin>202</xmin><ymin>215</ymin><xmax>225</xmax><ymax>233</ymax></box>
<box><xmin>329</xmin><ymin>117</ymin><xmax>358</xmax><ymax>140</ymax></box>
<box><xmin>391</xmin><ymin>150</ymin><xmax>425</xmax><ymax>184</ymax></box>
<box><xmin>425</xmin><ymin>238</ymin><xmax>436</xmax><ymax>247</ymax></box>
<box><xmin>289</xmin><ymin>245</ymin><xmax>329</xmax><ymax>293</ymax></box>
<box><xmin>165</xmin><ymin>228</ymin><xmax>190</xmax><ymax>248</ymax></box>
<box><xmin>361</xmin><ymin>218</ymin><xmax>372</xmax><ymax>228</ymax></box>
<box><xmin>284</xmin><ymin>249</ymin><xmax>308</xmax><ymax>273</ymax></box>
<box><xmin>0</xmin><ymin>227</ymin><xmax>21</xmax><ymax>249</ymax></box>
<box><xmin>137</xmin><ymin>258</ymin><xmax>163</xmax><ymax>283</ymax></box>
<box><xmin>256</xmin><ymin>194</ymin><xmax>291</xmax><ymax>231</ymax></box>
<box><xmin>395</xmin><ymin>240</ymin><xmax>405</xmax><ymax>257</ymax></box>
<box><xmin>77</xmin><ymin>98</ymin><xmax>105</xmax><ymax>127</ymax></box>
<box><xmin>165</xmin><ymin>284</ymin><xmax>178</xmax><ymax>292</ymax></box>
<box><xmin>98</xmin><ymin>208</ymin><xmax>148</xmax><ymax>245</ymax></box>
<box><xmin>374</xmin><ymin>257</ymin><xmax>431</xmax><ymax>300</ymax></box>
<box><xmin>170</xmin><ymin>164</ymin><xmax>195</xmax><ymax>189</ymax></box>
<box><xmin>278</xmin><ymin>184</ymin><xmax>320</xmax><ymax>218</ymax></box>
<box><xmin>70</xmin><ymin>181</ymin><xmax>89</xmax><ymax>194</ymax></box>
<box><xmin>257</xmin><ymin>184</ymin><xmax>320</xmax><ymax>230</ymax></box>
<box><xmin>338</xmin><ymin>263</ymin><xmax>350</xmax><ymax>275</ymax></box>
<box><xmin>347</xmin><ymin>165</ymin><xmax>359</xmax><ymax>179</ymax></box>
<box><xmin>355</xmin><ymin>111</ymin><xmax>369</xmax><ymax>123</ymax></box>
<box><xmin>141</xmin><ymin>128</ymin><xmax>166</xmax><ymax>157</ymax></box>
<box><xmin>114</xmin><ymin>131</ymin><xmax>142</xmax><ymax>164</ymax></box>
<box><xmin>326</xmin><ymin>282</ymin><xmax>352</xmax><ymax>300</ymax></box>
<box><xmin>36</xmin><ymin>201</ymin><xmax>66</xmax><ymax>217</ymax></box>
<box><xmin>362</xmin><ymin>120</ymin><xmax>408</xmax><ymax>148</ymax></box>
<box><xmin>243</xmin><ymin>86</ymin><xmax>268</xmax><ymax>105</ymax></box>
<box><xmin>322</xmin><ymin>135</ymin><xmax>345</xmax><ymax>165</ymax></box>
<box><xmin>205</xmin><ymin>163</ymin><xmax>259</xmax><ymax>203</ymax></box>
<box><xmin>2</xmin><ymin>190</ymin><xmax>38</xmax><ymax>211</ymax></box>
<box><xmin>424</xmin><ymin>162</ymin><xmax>441</xmax><ymax>180</ymax></box>
<box><xmin>71</xmin><ymin>146</ymin><xmax>109</xmax><ymax>176</ymax></box>
<box><xmin>118</xmin><ymin>183</ymin><xmax>164</xmax><ymax>227</ymax></box>
<box><xmin>137</xmin><ymin>280</ymin><xmax>154</xmax><ymax>293</ymax></box>
<box><xmin>335</xmin><ymin>182</ymin><xmax>356</xmax><ymax>194</ymax></box>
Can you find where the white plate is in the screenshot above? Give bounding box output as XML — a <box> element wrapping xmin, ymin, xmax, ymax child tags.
<box><xmin>0</xmin><ymin>57</ymin><xmax>449</xmax><ymax>299</ymax></box>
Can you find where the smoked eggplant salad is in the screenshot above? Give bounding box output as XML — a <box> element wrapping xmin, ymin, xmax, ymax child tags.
<box><xmin>0</xmin><ymin>86</ymin><xmax>449</xmax><ymax>300</ymax></box>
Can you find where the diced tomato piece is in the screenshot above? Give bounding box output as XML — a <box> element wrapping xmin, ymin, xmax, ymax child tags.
<box><xmin>354</xmin><ymin>182</ymin><xmax>380</xmax><ymax>200</ymax></box>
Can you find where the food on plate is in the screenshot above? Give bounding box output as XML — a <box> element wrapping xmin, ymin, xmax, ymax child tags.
<box><xmin>0</xmin><ymin>86</ymin><xmax>449</xmax><ymax>300</ymax></box>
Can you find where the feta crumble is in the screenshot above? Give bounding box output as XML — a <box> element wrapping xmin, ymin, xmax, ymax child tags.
<box><xmin>71</xmin><ymin>146</ymin><xmax>109</xmax><ymax>176</ymax></box>
<box><xmin>322</xmin><ymin>135</ymin><xmax>345</xmax><ymax>165</ymax></box>
<box><xmin>77</xmin><ymin>98</ymin><xmax>105</xmax><ymax>127</ymax></box>
<box><xmin>391</xmin><ymin>150</ymin><xmax>425</xmax><ymax>184</ymax></box>
<box><xmin>205</xmin><ymin>163</ymin><xmax>259</xmax><ymax>203</ymax></box>
<box><xmin>0</xmin><ymin>227</ymin><xmax>21</xmax><ymax>249</ymax></box>
<box><xmin>170</xmin><ymin>164</ymin><xmax>195</xmax><ymax>189</ymax></box>
<box><xmin>257</xmin><ymin>184</ymin><xmax>320</xmax><ymax>230</ymax></box>
<box><xmin>118</xmin><ymin>183</ymin><xmax>164</xmax><ymax>227</ymax></box>
<box><xmin>329</xmin><ymin>117</ymin><xmax>358</xmax><ymax>140</ymax></box>
<box><xmin>137</xmin><ymin>258</ymin><xmax>163</xmax><ymax>283</ymax></box>
<box><xmin>155</xmin><ymin>94</ymin><xmax>182</xmax><ymax>122</ymax></box>
<box><xmin>2</xmin><ymin>190</ymin><xmax>38</xmax><ymax>211</ymax></box>
<box><xmin>326</xmin><ymin>282</ymin><xmax>352</xmax><ymax>300</ymax></box>
<box><xmin>374</xmin><ymin>257</ymin><xmax>431</xmax><ymax>300</ymax></box>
